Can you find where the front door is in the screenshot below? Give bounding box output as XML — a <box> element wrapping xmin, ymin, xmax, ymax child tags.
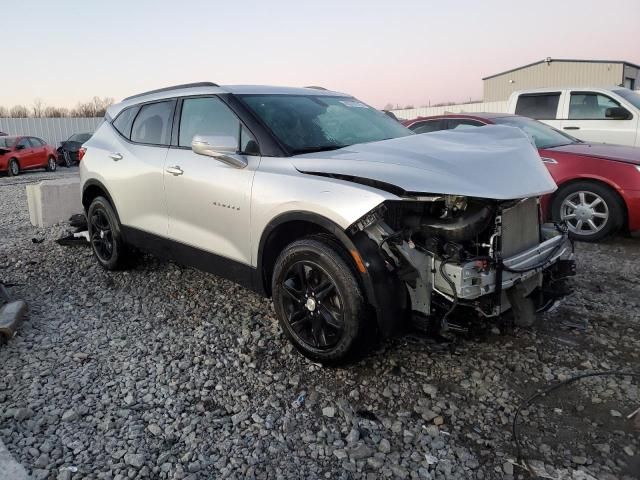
<box><xmin>164</xmin><ymin>96</ymin><xmax>260</xmax><ymax>267</ymax></box>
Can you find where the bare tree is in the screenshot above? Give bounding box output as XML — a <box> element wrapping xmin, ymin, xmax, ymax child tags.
<box><xmin>44</xmin><ymin>106</ymin><xmax>69</xmax><ymax>118</ymax></box>
<box><xmin>9</xmin><ymin>105</ymin><xmax>30</xmax><ymax>118</ymax></box>
<box><xmin>32</xmin><ymin>98</ymin><xmax>46</xmax><ymax>118</ymax></box>
<box><xmin>0</xmin><ymin>106</ymin><xmax>8</xmax><ymax>117</ymax></box>
<box><xmin>383</xmin><ymin>103</ymin><xmax>394</xmax><ymax>111</ymax></box>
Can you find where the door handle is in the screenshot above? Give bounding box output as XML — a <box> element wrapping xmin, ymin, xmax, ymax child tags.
<box><xmin>109</xmin><ymin>152</ymin><xmax>123</xmax><ymax>161</ymax></box>
<box><xmin>563</xmin><ymin>126</ymin><xmax>580</xmax><ymax>130</ymax></box>
<box><xmin>165</xmin><ymin>166</ymin><xmax>184</xmax><ymax>176</ymax></box>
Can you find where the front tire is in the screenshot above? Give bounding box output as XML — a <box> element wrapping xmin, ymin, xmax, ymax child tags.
<box><xmin>552</xmin><ymin>181</ymin><xmax>624</xmax><ymax>242</ymax></box>
<box><xmin>7</xmin><ymin>159</ymin><xmax>19</xmax><ymax>177</ymax></box>
<box><xmin>271</xmin><ymin>238</ymin><xmax>368</xmax><ymax>365</ymax></box>
<box><xmin>87</xmin><ymin>196</ymin><xmax>131</xmax><ymax>270</ymax></box>
<box><xmin>46</xmin><ymin>156</ymin><xmax>57</xmax><ymax>172</ymax></box>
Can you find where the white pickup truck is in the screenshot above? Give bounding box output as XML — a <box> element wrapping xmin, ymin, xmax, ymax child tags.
<box><xmin>507</xmin><ymin>87</ymin><xmax>640</xmax><ymax>146</ymax></box>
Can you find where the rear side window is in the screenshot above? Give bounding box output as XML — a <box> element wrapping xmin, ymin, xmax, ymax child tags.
<box><xmin>515</xmin><ymin>93</ymin><xmax>560</xmax><ymax>120</ymax></box>
<box><xmin>131</xmin><ymin>101</ymin><xmax>174</xmax><ymax>145</ymax></box>
<box><xmin>447</xmin><ymin>119</ymin><xmax>484</xmax><ymax>130</ymax></box>
<box><xmin>569</xmin><ymin>93</ymin><xmax>622</xmax><ymax>120</ymax></box>
<box><xmin>113</xmin><ymin>106</ymin><xmax>139</xmax><ymax>139</ymax></box>
<box><xmin>29</xmin><ymin>137</ymin><xmax>45</xmax><ymax>146</ymax></box>
<box><xmin>410</xmin><ymin>120</ymin><xmax>445</xmax><ymax>134</ymax></box>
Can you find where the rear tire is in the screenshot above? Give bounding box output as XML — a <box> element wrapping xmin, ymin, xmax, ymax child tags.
<box><xmin>87</xmin><ymin>196</ymin><xmax>132</xmax><ymax>270</ymax></box>
<box><xmin>271</xmin><ymin>237</ymin><xmax>370</xmax><ymax>365</ymax></box>
<box><xmin>7</xmin><ymin>159</ymin><xmax>19</xmax><ymax>177</ymax></box>
<box><xmin>46</xmin><ymin>155</ymin><xmax>57</xmax><ymax>172</ymax></box>
<box><xmin>552</xmin><ymin>181</ymin><xmax>624</xmax><ymax>242</ymax></box>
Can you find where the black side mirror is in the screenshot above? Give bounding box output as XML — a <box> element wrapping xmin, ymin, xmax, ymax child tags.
<box><xmin>605</xmin><ymin>106</ymin><xmax>631</xmax><ymax>120</ymax></box>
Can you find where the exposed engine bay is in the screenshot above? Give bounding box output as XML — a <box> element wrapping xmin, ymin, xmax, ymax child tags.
<box><xmin>348</xmin><ymin>194</ymin><xmax>576</xmax><ymax>332</ymax></box>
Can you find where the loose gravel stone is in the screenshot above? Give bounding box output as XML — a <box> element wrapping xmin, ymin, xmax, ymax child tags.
<box><xmin>0</xmin><ymin>169</ymin><xmax>638</xmax><ymax>479</ymax></box>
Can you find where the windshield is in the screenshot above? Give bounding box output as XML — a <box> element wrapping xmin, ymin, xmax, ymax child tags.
<box><xmin>493</xmin><ymin>116</ymin><xmax>576</xmax><ymax>149</ymax></box>
<box><xmin>238</xmin><ymin>94</ymin><xmax>412</xmax><ymax>154</ymax></box>
<box><xmin>613</xmin><ymin>88</ymin><xmax>640</xmax><ymax>109</ymax></box>
<box><xmin>68</xmin><ymin>133</ymin><xmax>91</xmax><ymax>142</ymax></box>
<box><xmin>0</xmin><ymin>137</ymin><xmax>17</xmax><ymax>148</ymax></box>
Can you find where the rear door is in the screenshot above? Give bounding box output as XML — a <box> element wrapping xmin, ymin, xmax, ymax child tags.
<box><xmin>514</xmin><ymin>92</ymin><xmax>563</xmax><ymax>130</ymax></box>
<box><xmin>102</xmin><ymin>100</ymin><xmax>175</xmax><ymax>237</ymax></box>
<box><xmin>560</xmin><ymin>91</ymin><xmax>638</xmax><ymax>145</ymax></box>
<box><xmin>29</xmin><ymin>137</ymin><xmax>47</xmax><ymax>167</ymax></box>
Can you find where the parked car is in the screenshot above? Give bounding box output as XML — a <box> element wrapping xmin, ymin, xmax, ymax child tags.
<box><xmin>0</xmin><ymin>131</ymin><xmax>7</xmax><ymax>136</ymax></box>
<box><xmin>404</xmin><ymin>113</ymin><xmax>640</xmax><ymax>241</ymax></box>
<box><xmin>506</xmin><ymin>87</ymin><xmax>640</xmax><ymax>146</ymax></box>
<box><xmin>57</xmin><ymin>132</ymin><xmax>92</xmax><ymax>167</ymax></box>
<box><xmin>0</xmin><ymin>136</ymin><xmax>57</xmax><ymax>176</ymax></box>
<box><xmin>80</xmin><ymin>82</ymin><xmax>574</xmax><ymax>364</ymax></box>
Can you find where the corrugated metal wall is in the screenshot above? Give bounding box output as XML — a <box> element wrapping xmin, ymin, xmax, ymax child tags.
<box><xmin>483</xmin><ymin>61</ymin><xmax>624</xmax><ymax>101</ymax></box>
<box><xmin>0</xmin><ymin>118</ymin><xmax>103</xmax><ymax>146</ymax></box>
<box><xmin>391</xmin><ymin>100</ymin><xmax>509</xmax><ymax>120</ymax></box>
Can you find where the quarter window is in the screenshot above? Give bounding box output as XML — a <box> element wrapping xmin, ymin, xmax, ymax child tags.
<box><xmin>131</xmin><ymin>101</ymin><xmax>174</xmax><ymax>145</ymax></box>
<box><xmin>569</xmin><ymin>93</ymin><xmax>623</xmax><ymax>120</ymax></box>
<box><xmin>113</xmin><ymin>106</ymin><xmax>139</xmax><ymax>139</ymax></box>
<box><xmin>514</xmin><ymin>93</ymin><xmax>560</xmax><ymax>120</ymax></box>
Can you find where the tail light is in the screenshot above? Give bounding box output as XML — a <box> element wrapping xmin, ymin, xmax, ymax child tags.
<box><xmin>78</xmin><ymin>147</ymin><xmax>86</xmax><ymax>161</ymax></box>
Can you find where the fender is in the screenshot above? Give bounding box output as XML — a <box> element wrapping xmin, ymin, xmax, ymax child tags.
<box><xmin>257</xmin><ymin>211</ymin><xmax>405</xmax><ymax>337</ymax></box>
<box><xmin>81</xmin><ymin>179</ymin><xmax>123</xmax><ymax>225</ymax></box>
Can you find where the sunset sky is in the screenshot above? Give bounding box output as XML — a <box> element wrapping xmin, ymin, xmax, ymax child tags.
<box><xmin>3</xmin><ymin>0</ymin><xmax>639</xmax><ymax>110</ymax></box>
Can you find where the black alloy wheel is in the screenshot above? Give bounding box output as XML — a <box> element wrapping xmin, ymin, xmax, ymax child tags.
<box><xmin>90</xmin><ymin>208</ymin><xmax>114</xmax><ymax>263</ymax></box>
<box><xmin>280</xmin><ymin>260</ymin><xmax>345</xmax><ymax>349</ymax></box>
<box><xmin>272</xmin><ymin>237</ymin><xmax>370</xmax><ymax>365</ymax></box>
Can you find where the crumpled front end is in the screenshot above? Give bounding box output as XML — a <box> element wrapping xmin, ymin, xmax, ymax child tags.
<box><xmin>349</xmin><ymin>195</ymin><xmax>575</xmax><ymax>334</ymax></box>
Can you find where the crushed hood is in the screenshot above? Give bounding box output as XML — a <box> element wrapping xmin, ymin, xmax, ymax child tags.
<box><xmin>290</xmin><ymin>125</ymin><xmax>557</xmax><ymax>200</ymax></box>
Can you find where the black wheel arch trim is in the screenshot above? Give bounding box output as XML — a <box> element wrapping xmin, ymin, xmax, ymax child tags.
<box><xmin>258</xmin><ymin>210</ymin><xmax>405</xmax><ymax>337</ymax></box>
<box><xmin>82</xmin><ymin>179</ymin><xmax>123</xmax><ymax>226</ymax></box>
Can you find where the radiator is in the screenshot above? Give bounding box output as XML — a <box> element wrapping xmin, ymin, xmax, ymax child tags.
<box><xmin>501</xmin><ymin>198</ymin><xmax>540</xmax><ymax>258</ymax></box>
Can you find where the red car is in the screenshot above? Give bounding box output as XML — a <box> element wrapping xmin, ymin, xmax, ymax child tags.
<box><xmin>403</xmin><ymin>113</ymin><xmax>640</xmax><ymax>242</ymax></box>
<box><xmin>0</xmin><ymin>136</ymin><xmax>58</xmax><ymax>176</ymax></box>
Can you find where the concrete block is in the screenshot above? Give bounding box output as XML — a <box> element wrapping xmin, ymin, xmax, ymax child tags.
<box><xmin>26</xmin><ymin>178</ymin><xmax>82</xmax><ymax>227</ymax></box>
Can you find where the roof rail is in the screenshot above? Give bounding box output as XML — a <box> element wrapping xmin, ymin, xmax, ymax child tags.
<box><xmin>123</xmin><ymin>82</ymin><xmax>220</xmax><ymax>101</ymax></box>
<box><xmin>304</xmin><ymin>86</ymin><xmax>327</xmax><ymax>90</ymax></box>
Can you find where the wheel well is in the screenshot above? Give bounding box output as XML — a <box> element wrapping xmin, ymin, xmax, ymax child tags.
<box><xmin>553</xmin><ymin>178</ymin><xmax>628</xmax><ymax>226</ymax></box>
<box><xmin>260</xmin><ymin>220</ymin><xmax>348</xmax><ymax>296</ymax></box>
<box><xmin>82</xmin><ymin>184</ymin><xmax>108</xmax><ymax>212</ymax></box>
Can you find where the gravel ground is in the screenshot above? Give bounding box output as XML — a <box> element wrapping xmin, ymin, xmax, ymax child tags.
<box><xmin>1</xmin><ymin>169</ymin><xmax>638</xmax><ymax>480</ymax></box>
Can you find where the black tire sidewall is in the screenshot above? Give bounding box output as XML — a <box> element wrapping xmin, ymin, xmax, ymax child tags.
<box><xmin>552</xmin><ymin>181</ymin><xmax>623</xmax><ymax>242</ymax></box>
<box><xmin>87</xmin><ymin>196</ymin><xmax>126</xmax><ymax>270</ymax></box>
<box><xmin>8</xmin><ymin>159</ymin><xmax>19</xmax><ymax>177</ymax></box>
<box><xmin>272</xmin><ymin>239</ymin><xmax>365</xmax><ymax>365</ymax></box>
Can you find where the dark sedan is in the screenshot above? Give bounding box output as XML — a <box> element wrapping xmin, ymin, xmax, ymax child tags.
<box><xmin>57</xmin><ymin>132</ymin><xmax>92</xmax><ymax>167</ymax></box>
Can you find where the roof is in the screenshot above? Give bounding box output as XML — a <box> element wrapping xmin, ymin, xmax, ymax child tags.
<box><xmin>109</xmin><ymin>83</ymin><xmax>349</xmax><ymax>118</ymax></box>
<box><xmin>483</xmin><ymin>58</ymin><xmax>640</xmax><ymax>81</ymax></box>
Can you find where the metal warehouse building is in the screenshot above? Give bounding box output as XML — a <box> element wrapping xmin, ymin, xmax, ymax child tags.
<box><xmin>483</xmin><ymin>58</ymin><xmax>640</xmax><ymax>101</ymax></box>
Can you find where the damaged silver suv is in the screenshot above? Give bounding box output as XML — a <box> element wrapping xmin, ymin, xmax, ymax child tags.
<box><xmin>80</xmin><ymin>82</ymin><xmax>575</xmax><ymax>364</ymax></box>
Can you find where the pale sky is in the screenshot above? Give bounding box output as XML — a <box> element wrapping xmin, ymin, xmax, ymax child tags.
<box><xmin>3</xmin><ymin>0</ymin><xmax>639</xmax><ymax>109</ymax></box>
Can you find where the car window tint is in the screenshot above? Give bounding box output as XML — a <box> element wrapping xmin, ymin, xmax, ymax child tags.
<box><xmin>569</xmin><ymin>93</ymin><xmax>622</xmax><ymax>120</ymax></box>
<box><xmin>410</xmin><ymin>120</ymin><xmax>445</xmax><ymax>134</ymax></box>
<box><xmin>16</xmin><ymin>138</ymin><xmax>30</xmax><ymax>149</ymax></box>
<box><xmin>28</xmin><ymin>138</ymin><xmax>41</xmax><ymax>146</ymax></box>
<box><xmin>113</xmin><ymin>106</ymin><xmax>140</xmax><ymax>139</ymax></box>
<box><xmin>131</xmin><ymin>101</ymin><xmax>173</xmax><ymax>145</ymax></box>
<box><xmin>179</xmin><ymin>97</ymin><xmax>240</xmax><ymax>148</ymax></box>
<box><xmin>514</xmin><ymin>94</ymin><xmax>560</xmax><ymax>120</ymax></box>
<box><xmin>447</xmin><ymin>119</ymin><xmax>484</xmax><ymax>130</ymax></box>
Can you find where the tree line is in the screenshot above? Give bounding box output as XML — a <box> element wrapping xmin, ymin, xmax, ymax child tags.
<box><xmin>0</xmin><ymin>97</ymin><xmax>114</xmax><ymax>118</ymax></box>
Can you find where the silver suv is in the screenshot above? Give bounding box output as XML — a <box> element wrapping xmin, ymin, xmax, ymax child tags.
<box><xmin>80</xmin><ymin>82</ymin><xmax>575</xmax><ymax>364</ymax></box>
